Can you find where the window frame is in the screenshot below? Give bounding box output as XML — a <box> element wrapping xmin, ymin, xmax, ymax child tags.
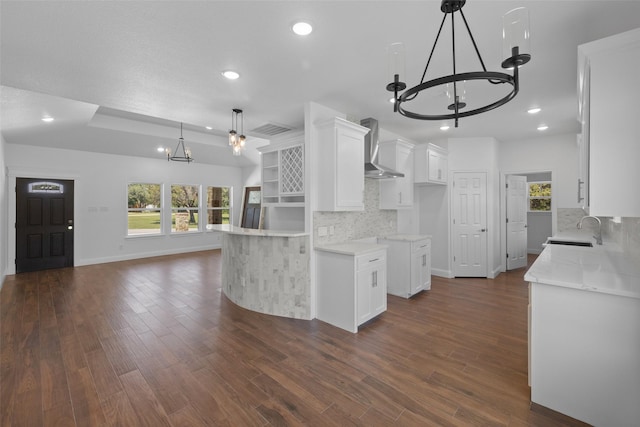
<box><xmin>170</xmin><ymin>183</ymin><xmax>201</xmax><ymax>234</ymax></box>
<box><xmin>205</xmin><ymin>186</ymin><xmax>232</xmax><ymax>230</ymax></box>
<box><xmin>528</xmin><ymin>180</ymin><xmax>552</xmax><ymax>213</ymax></box>
<box><xmin>127</xmin><ymin>182</ymin><xmax>163</xmax><ymax>237</ymax></box>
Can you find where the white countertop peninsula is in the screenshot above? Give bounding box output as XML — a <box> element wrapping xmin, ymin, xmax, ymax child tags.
<box><xmin>378</xmin><ymin>234</ymin><xmax>432</xmax><ymax>242</ymax></box>
<box><xmin>525</xmin><ymin>240</ymin><xmax>640</xmax><ymax>426</ymax></box>
<box><xmin>315</xmin><ymin>241</ymin><xmax>388</xmax><ymax>256</ymax></box>
<box><xmin>212</xmin><ymin>225</ymin><xmax>311</xmax><ymax>319</ymax></box>
<box><xmin>211</xmin><ymin>224</ymin><xmax>308</xmax><ymax>238</ymax></box>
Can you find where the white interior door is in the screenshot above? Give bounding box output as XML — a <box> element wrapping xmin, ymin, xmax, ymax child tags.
<box><xmin>452</xmin><ymin>172</ymin><xmax>487</xmax><ymax>277</ymax></box>
<box><xmin>506</xmin><ymin>175</ymin><xmax>528</xmax><ymax>270</ymax></box>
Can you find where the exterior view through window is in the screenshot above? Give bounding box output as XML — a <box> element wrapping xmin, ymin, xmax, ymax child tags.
<box><xmin>172</xmin><ymin>184</ymin><xmax>199</xmax><ymax>232</ymax></box>
<box><xmin>127</xmin><ymin>183</ymin><xmax>162</xmax><ymax>235</ymax></box>
<box><xmin>529</xmin><ymin>181</ymin><xmax>551</xmax><ymax>211</ymax></box>
<box><xmin>206</xmin><ymin>187</ymin><xmax>231</xmax><ymax>229</ymax></box>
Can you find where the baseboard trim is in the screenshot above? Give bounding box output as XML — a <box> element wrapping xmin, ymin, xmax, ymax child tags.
<box><xmin>76</xmin><ymin>244</ymin><xmax>222</xmax><ymax>267</ymax></box>
<box><xmin>431</xmin><ymin>268</ymin><xmax>454</xmax><ymax>279</ymax></box>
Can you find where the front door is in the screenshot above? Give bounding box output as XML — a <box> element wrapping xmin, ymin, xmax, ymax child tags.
<box><xmin>240</xmin><ymin>186</ymin><xmax>261</xmax><ymax>229</ymax></box>
<box><xmin>452</xmin><ymin>172</ymin><xmax>488</xmax><ymax>277</ymax></box>
<box><xmin>16</xmin><ymin>178</ymin><xmax>74</xmax><ymax>273</ymax></box>
<box><xmin>506</xmin><ymin>175</ymin><xmax>528</xmax><ymax>270</ymax></box>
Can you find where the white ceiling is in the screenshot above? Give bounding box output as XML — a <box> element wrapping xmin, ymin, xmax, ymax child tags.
<box><xmin>2</xmin><ymin>1</ymin><xmax>640</xmax><ymax>167</ymax></box>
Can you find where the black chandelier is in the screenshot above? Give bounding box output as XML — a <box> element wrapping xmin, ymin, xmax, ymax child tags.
<box><xmin>387</xmin><ymin>0</ymin><xmax>531</xmax><ymax>128</ymax></box>
<box><xmin>167</xmin><ymin>122</ymin><xmax>194</xmax><ymax>163</ymax></box>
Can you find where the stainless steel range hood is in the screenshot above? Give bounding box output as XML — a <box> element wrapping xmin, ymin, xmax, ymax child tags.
<box><xmin>360</xmin><ymin>118</ymin><xmax>404</xmax><ymax>179</ymax></box>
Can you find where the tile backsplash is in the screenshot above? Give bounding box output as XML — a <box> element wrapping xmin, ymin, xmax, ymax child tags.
<box><xmin>313</xmin><ymin>178</ymin><xmax>397</xmax><ymax>245</ymax></box>
<box><xmin>557</xmin><ymin>208</ymin><xmax>640</xmax><ymax>260</ymax></box>
<box><xmin>603</xmin><ymin>217</ymin><xmax>640</xmax><ymax>260</ymax></box>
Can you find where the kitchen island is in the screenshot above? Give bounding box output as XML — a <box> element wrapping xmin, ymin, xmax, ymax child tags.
<box><xmin>525</xmin><ymin>240</ymin><xmax>640</xmax><ymax>426</ymax></box>
<box><xmin>211</xmin><ymin>225</ymin><xmax>310</xmax><ymax>319</ymax></box>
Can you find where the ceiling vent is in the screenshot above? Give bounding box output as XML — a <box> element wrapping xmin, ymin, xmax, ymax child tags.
<box><xmin>250</xmin><ymin>123</ymin><xmax>292</xmax><ymax>136</ymax></box>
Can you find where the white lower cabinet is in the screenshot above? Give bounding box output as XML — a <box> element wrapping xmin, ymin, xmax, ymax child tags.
<box><xmin>316</xmin><ymin>246</ymin><xmax>387</xmax><ymax>333</ymax></box>
<box><xmin>378</xmin><ymin>236</ymin><xmax>431</xmax><ymax>298</ymax></box>
<box><xmin>356</xmin><ymin>256</ymin><xmax>387</xmax><ymax>324</ymax></box>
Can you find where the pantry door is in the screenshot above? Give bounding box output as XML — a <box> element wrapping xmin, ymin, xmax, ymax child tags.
<box><xmin>506</xmin><ymin>175</ymin><xmax>528</xmax><ymax>270</ymax></box>
<box><xmin>451</xmin><ymin>172</ymin><xmax>487</xmax><ymax>277</ymax></box>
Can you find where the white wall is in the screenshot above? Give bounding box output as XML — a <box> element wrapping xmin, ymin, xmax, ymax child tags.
<box><xmin>5</xmin><ymin>144</ymin><xmax>244</xmax><ymax>274</ymax></box>
<box><xmin>0</xmin><ymin>134</ymin><xmax>7</xmax><ymax>286</ymax></box>
<box><xmin>416</xmin><ymin>184</ymin><xmax>449</xmax><ymax>276</ymax></box>
<box><xmin>527</xmin><ymin>212</ymin><xmax>552</xmax><ymax>254</ymax></box>
<box><xmin>500</xmin><ymin>134</ymin><xmax>580</xmax><ymax>210</ymax></box>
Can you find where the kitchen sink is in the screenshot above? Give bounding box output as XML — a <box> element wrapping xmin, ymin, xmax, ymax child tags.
<box><xmin>546</xmin><ymin>239</ymin><xmax>593</xmax><ymax>247</ymax></box>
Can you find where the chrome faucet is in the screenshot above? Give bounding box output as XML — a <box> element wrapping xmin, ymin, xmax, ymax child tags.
<box><xmin>577</xmin><ymin>215</ymin><xmax>603</xmax><ymax>245</ymax></box>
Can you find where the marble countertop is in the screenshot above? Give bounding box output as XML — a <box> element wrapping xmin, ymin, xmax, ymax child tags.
<box><xmin>210</xmin><ymin>224</ymin><xmax>308</xmax><ymax>238</ymax></box>
<box><xmin>378</xmin><ymin>234</ymin><xmax>432</xmax><ymax>242</ymax></box>
<box><xmin>315</xmin><ymin>242</ymin><xmax>388</xmax><ymax>256</ymax></box>
<box><xmin>525</xmin><ymin>232</ymin><xmax>640</xmax><ymax>299</ymax></box>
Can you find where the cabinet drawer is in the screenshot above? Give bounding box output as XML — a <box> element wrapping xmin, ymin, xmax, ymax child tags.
<box><xmin>356</xmin><ymin>251</ymin><xmax>386</xmax><ymax>271</ymax></box>
<box><xmin>411</xmin><ymin>239</ymin><xmax>431</xmax><ymax>253</ymax></box>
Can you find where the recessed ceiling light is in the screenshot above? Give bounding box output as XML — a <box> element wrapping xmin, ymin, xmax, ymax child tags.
<box><xmin>41</xmin><ymin>116</ymin><xmax>54</xmax><ymax>122</ymax></box>
<box><xmin>528</xmin><ymin>107</ymin><xmax>541</xmax><ymax>114</ymax></box>
<box><xmin>205</xmin><ymin>126</ymin><xmax>212</xmax><ymax>130</ymax></box>
<box><xmin>222</xmin><ymin>70</ymin><xmax>240</xmax><ymax>80</ymax></box>
<box><xmin>537</xmin><ymin>125</ymin><xmax>549</xmax><ymax>131</ymax></box>
<box><xmin>292</xmin><ymin>22</ymin><xmax>313</xmax><ymax>36</ymax></box>
<box><xmin>157</xmin><ymin>147</ymin><xmax>165</xmax><ymax>153</ymax></box>
<box><xmin>440</xmin><ymin>125</ymin><xmax>450</xmax><ymax>131</ymax></box>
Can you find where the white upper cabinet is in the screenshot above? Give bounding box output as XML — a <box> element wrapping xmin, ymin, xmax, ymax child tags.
<box><xmin>378</xmin><ymin>139</ymin><xmax>414</xmax><ymax>209</ymax></box>
<box><xmin>578</xmin><ymin>28</ymin><xmax>640</xmax><ymax>217</ymax></box>
<box><xmin>414</xmin><ymin>143</ymin><xmax>448</xmax><ymax>185</ymax></box>
<box><xmin>315</xmin><ymin>117</ymin><xmax>369</xmax><ymax>211</ymax></box>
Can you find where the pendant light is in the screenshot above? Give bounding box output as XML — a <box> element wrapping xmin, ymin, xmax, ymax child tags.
<box><xmin>229</xmin><ymin>108</ymin><xmax>246</xmax><ymax>156</ymax></box>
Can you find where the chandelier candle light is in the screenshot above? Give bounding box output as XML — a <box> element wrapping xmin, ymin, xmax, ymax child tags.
<box><xmin>167</xmin><ymin>122</ymin><xmax>194</xmax><ymax>163</ymax></box>
<box><xmin>229</xmin><ymin>108</ymin><xmax>246</xmax><ymax>156</ymax></box>
<box><xmin>387</xmin><ymin>0</ymin><xmax>531</xmax><ymax>128</ymax></box>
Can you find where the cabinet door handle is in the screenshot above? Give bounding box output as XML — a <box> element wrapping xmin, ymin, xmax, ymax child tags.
<box><xmin>422</xmin><ymin>254</ymin><xmax>427</xmax><ymax>266</ymax></box>
<box><xmin>368</xmin><ymin>258</ymin><xmax>380</xmax><ymax>263</ymax></box>
<box><xmin>577</xmin><ymin>178</ymin><xmax>584</xmax><ymax>203</ymax></box>
<box><xmin>372</xmin><ymin>271</ymin><xmax>378</xmax><ymax>287</ymax></box>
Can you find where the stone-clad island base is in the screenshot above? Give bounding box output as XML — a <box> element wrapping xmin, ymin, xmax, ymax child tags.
<box><xmin>211</xmin><ymin>225</ymin><xmax>310</xmax><ymax>319</ymax></box>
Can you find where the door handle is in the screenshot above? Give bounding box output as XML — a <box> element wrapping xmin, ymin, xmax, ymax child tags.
<box><xmin>479</xmin><ymin>228</ymin><xmax>486</xmax><ymax>232</ymax></box>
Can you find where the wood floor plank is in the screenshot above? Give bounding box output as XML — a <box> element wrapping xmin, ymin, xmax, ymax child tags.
<box><xmin>85</xmin><ymin>347</ymin><xmax>123</xmax><ymax>401</ymax></box>
<box><xmin>192</xmin><ymin>366</ymin><xmax>268</xmax><ymax>425</ymax></box>
<box><xmin>40</xmin><ymin>353</ymin><xmax>71</xmax><ymax>411</ymax></box>
<box><xmin>119</xmin><ymin>369</ymin><xmax>172</xmax><ymax>427</ymax></box>
<box><xmin>43</xmin><ymin>401</ymin><xmax>76</xmax><ymax>427</ymax></box>
<box><xmin>1</xmin><ymin>251</ymin><xmax>591</xmax><ymax>427</ymax></box>
<box><xmin>67</xmin><ymin>367</ymin><xmax>106</xmax><ymax>426</ymax></box>
<box><xmin>136</xmin><ymin>360</ymin><xmax>190</xmax><ymax>416</ymax></box>
<box><xmin>167</xmin><ymin>404</ymin><xmax>215</xmax><ymax>427</ymax></box>
<box><xmin>100</xmin><ymin>390</ymin><xmax>142</xmax><ymax>427</ymax></box>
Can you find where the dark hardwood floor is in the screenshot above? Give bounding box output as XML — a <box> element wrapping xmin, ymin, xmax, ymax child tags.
<box><xmin>1</xmin><ymin>251</ymin><xmax>588</xmax><ymax>426</ymax></box>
